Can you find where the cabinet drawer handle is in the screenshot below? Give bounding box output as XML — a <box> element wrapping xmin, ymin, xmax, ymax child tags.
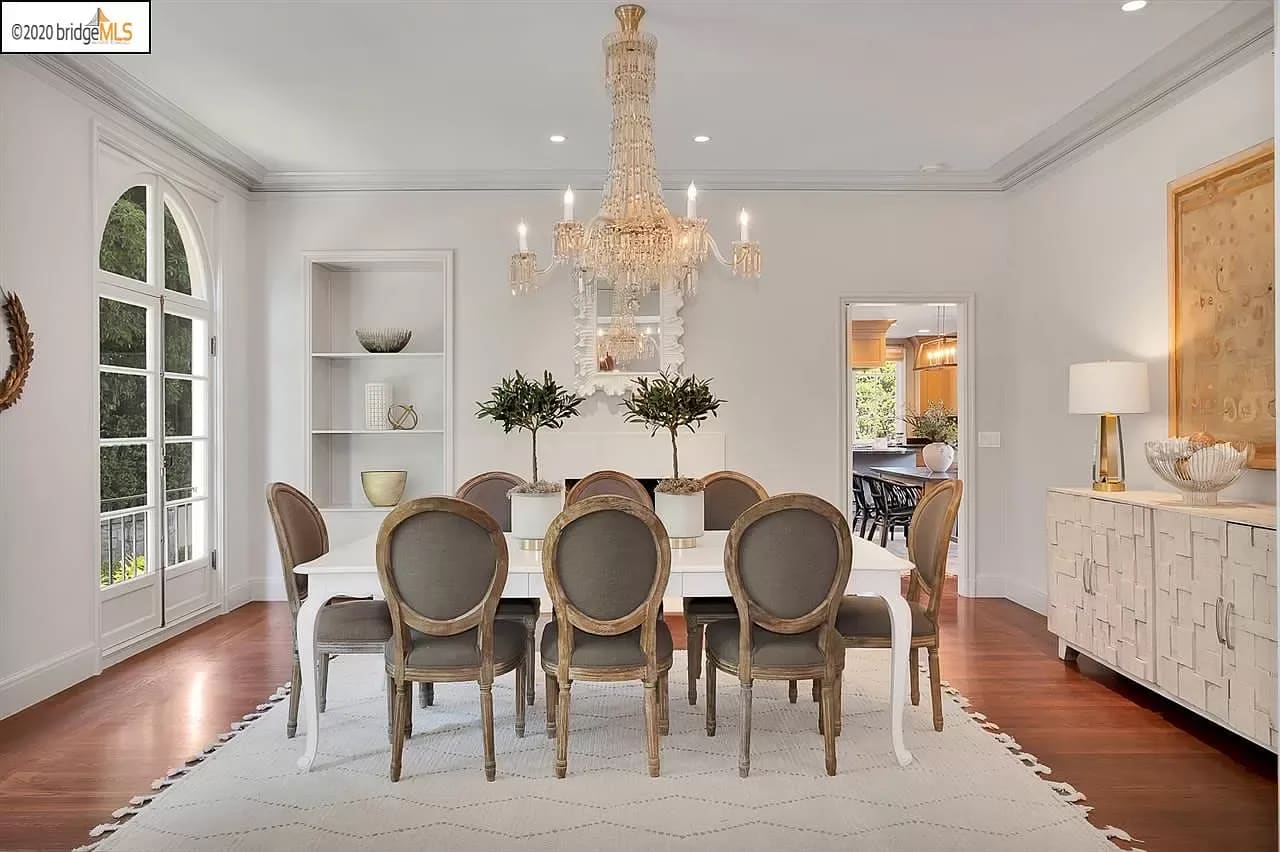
<box><xmin>1224</xmin><ymin>601</ymin><xmax>1236</xmax><ymax>651</ymax></box>
<box><xmin>1214</xmin><ymin>596</ymin><xmax>1225</xmax><ymax>644</ymax></box>
<box><xmin>1082</xmin><ymin>559</ymin><xmax>1091</xmax><ymax>594</ymax></box>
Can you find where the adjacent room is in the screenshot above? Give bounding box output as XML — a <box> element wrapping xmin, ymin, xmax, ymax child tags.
<box><xmin>0</xmin><ymin>1</ymin><xmax>1275</xmax><ymax>850</ymax></box>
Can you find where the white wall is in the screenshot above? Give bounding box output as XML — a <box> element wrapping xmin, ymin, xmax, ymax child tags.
<box><xmin>0</xmin><ymin>60</ymin><xmax>252</xmax><ymax>717</ymax></box>
<box><xmin>250</xmin><ymin>190</ymin><xmax>1011</xmax><ymax>599</ymax></box>
<box><xmin>1005</xmin><ymin>53</ymin><xmax>1275</xmax><ymax>612</ymax></box>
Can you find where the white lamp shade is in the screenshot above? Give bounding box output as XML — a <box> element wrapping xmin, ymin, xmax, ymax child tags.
<box><xmin>1068</xmin><ymin>361</ymin><xmax>1150</xmax><ymax>414</ymax></box>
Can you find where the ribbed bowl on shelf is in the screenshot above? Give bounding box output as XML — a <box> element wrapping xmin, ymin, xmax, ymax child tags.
<box><xmin>1144</xmin><ymin>438</ymin><xmax>1253</xmax><ymax>505</ymax></box>
<box><xmin>361</xmin><ymin>470</ymin><xmax>407</xmax><ymax>507</ymax></box>
<box><xmin>355</xmin><ymin>328</ymin><xmax>412</xmax><ymax>353</ymax></box>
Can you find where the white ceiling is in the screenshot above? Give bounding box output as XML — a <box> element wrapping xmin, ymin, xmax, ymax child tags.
<box><xmin>848</xmin><ymin>303</ymin><xmax>959</xmax><ymax>340</ymax></box>
<box><xmin>100</xmin><ymin>0</ymin><xmax>1266</xmax><ymax>185</ymax></box>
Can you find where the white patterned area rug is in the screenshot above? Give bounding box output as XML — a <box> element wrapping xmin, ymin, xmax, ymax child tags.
<box><xmin>87</xmin><ymin>652</ymin><xmax>1130</xmax><ymax>852</ymax></box>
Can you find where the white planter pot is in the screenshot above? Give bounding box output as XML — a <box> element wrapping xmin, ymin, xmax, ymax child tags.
<box><xmin>922</xmin><ymin>442</ymin><xmax>956</xmax><ymax>473</ymax></box>
<box><xmin>510</xmin><ymin>490</ymin><xmax>563</xmax><ymax>548</ymax></box>
<box><xmin>655</xmin><ymin>491</ymin><xmax>705</xmax><ymax>548</ymax></box>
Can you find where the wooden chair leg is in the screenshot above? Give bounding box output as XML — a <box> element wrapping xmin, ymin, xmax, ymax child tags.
<box><xmin>880</xmin><ymin>521</ymin><xmax>889</xmax><ymax>547</ymax></box>
<box><xmin>545</xmin><ymin>672</ymin><xmax>557</xmax><ymax>739</ymax></box>
<box><xmin>788</xmin><ymin>680</ymin><xmax>798</xmax><ymax>703</ymax></box>
<box><xmin>480</xmin><ymin>681</ymin><xmax>496</xmax><ymax>781</ymax></box>
<box><xmin>821</xmin><ymin>680</ymin><xmax>837</xmax><ymax>776</ymax></box>
<box><xmin>686</xmin><ymin>618</ymin><xmax>702</xmax><ymax>705</ymax></box>
<box><xmin>738</xmin><ymin>682</ymin><xmax>753</xmax><ymax>778</ymax></box>
<box><xmin>287</xmin><ymin>653</ymin><xmax>302</xmax><ymax>738</ymax></box>
<box><xmin>515</xmin><ymin>662</ymin><xmax>526</xmax><ymax>738</ymax></box>
<box><xmin>525</xmin><ymin>619</ymin><xmax>537</xmax><ymax>706</ymax></box>
<box><xmin>385</xmin><ymin>674</ymin><xmax>395</xmax><ymax>744</ymax></box>
<box><xmin>928</xmin><ymin>647</ymin><xmax>944</xmax><ymax>732</ymax></box>
<box><xmin>555</xmin><ymin>679</ymin><xmax>572</xmax><ymax>779</ymax></box>
<box><xmin>390</xmin><ymin>681</ymin><xmax>408</xmax><ymax>782</ymax></box>
<box><xmin>812</xmin><ymin>678</ymin><xmax>820</xmax><ymax>703</ymax></box>
<box><xmin>658</xmin><ymin>672</ymin><xmax>670</xmax><ymax>735</ymax></box>
<box><xmin>909</xmin><ymin>648</ymin><xmax>920</xmax><ymax>706</ymax></box>
<box><xmin>402</xmin><ymin>680</ymin><xmax>413</xmax><ymax>738</ymax></box>
<box><xmin>644</xmin><ymin>680</ymin><xmax>660</xmax><ymax>777</ymax></box>
<box><xmin>316</xmin><ymin>654</ymin><xmax>330</xmax><ymax>713</ymax></box>
<box><xmin>705</xmin><ymin>651</ymin><xmax>717</xmax><ymax>736</ymax></box>
<box><xmin>834</xmin><ymin>674</ymin><xmax>843</xmax><ymax>736</ymax></box>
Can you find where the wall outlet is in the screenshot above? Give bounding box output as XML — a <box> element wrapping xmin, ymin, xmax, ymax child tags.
<box><xmin>978</xmin><ymin>431</ymin><xmax>1001</xmax><ymax>448</ymax></box>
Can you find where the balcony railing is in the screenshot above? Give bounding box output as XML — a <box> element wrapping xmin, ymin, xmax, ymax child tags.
<box><xmin>99</xmin><ymin>502</ymin><xmax>197</xmax><ymax>588</ymax></box>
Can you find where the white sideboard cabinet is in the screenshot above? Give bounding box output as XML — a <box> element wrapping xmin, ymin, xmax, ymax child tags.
<box><xmin>1047</xmin><ymin>488</ymin><xmax>1277</xmax><ymax>751</ymax></box>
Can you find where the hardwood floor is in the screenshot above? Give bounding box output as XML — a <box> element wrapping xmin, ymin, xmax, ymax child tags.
<box><xmin>0</xmin><ymin>599</ymin><xmax>1273</xmax><ymax>851</ymax></box>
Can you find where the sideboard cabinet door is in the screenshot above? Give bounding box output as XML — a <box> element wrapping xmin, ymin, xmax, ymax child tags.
<box><xmin>1223</xmin><ymin>524</ymin><xmax>1278</xmax><ymax>747</ymax></box>
<box><xmin>1087</xmin><ymin>499</ymin><xmax>1154</xmax><ymax>680</ymax></box>
<box><xmin>1047</xmin><ymin>492</ymin><xmax>1093</xmax><ymax>654</ymax></box>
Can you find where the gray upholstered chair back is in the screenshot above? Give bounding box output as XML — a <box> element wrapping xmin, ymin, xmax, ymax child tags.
<box><xmin>266</xmin><ymin>482</ymin><xmax>328</xmax><ymax>615</ymax></box>
<box><xmin>702</xmin><ymin>471</ymin><xmax>767</xmax><ymax>531</ymax></box>
<box><xmin>456</xmin><ymin>471</ymin><xmax>525</xmax><ymax>532</ymax></box>
<box><xmin>726</xmin><ymin>494</ymin><xmax>852</xmax><ymax>634</ymax></box>
<box><xmin>377</xmin><ymin>497</ymin><xmax>508</xmax><ymax>638</ymax></box>
<box><xmin>566</xmin><ymin>470</ymin><xmax>652</xmax><ymax>508</ymax></box>
<box><xmin>907</xmin><ymin>479</ymin><xmax>963</xmax><ymax>617</ymax></box>
<box><xmin>544</xmin><ymin>495</ymin><xmax>670</xmax><ymax>633</ymax></box>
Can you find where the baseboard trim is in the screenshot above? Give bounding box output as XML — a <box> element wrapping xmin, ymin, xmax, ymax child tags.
<box><xmin>225</xmin><ymin>581</ymin><xmax>253</xmax><ymax>611</ymax></box>
<box><xmin>250</xmin><ymin>575</ymin><xmax>287</xmax><ymax>602</ymax></box>
<box><xmin>101</xmin><ymin>604</ymin><xmax>222</xmax><ymax>669</ymax></box>
<box><xmin>1004</xmin><ymin>579</ymin><xmax>1048</xmax><ymax>615</ymax></box>
<box><xmin>970</xmin><ymin>575</ymin><xmax>1006</xmax><ymax>598</ymax></box>
<box><xmin>0</xmin><ymin>642</ymin><xmax>99</xmax><ymax>720</ymax></box>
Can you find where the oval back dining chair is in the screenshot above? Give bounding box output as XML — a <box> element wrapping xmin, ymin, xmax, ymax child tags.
<box><xmin>836</xmin><ymin>478</ymin><xmax>962</xmax><ymax>732</ymax></box>
<box><xmin>683</xmin><ymin>470</ymin><xmax>768</xmax><ymax>705</ymax></box>
<box><xmin>565</xmin><ymin>469</ymin><xmax>652</xmax><ymax>508</ymax></box>
<box><xmin>377</xmin><ymin>497</ymin><xmax>528</xmax><ymax>782</ymax></box>
<box><xmin>455</xmin><ymin>471</ymin><xmax>540</xmax><ymax>708</ymax></box>
<box><xmin>705</xmin><ymin>493</ymin><xmax>852</xmax><ymax>777</ymax></box>
<box><xmin>266</xmin><ymin>482</ymin><xmax>393</xmax><ymax>738</ymax></box>
<box><xmin>541</xmin><ymin>495</ymin><xmax>672</xmax><ymax>778</ymax></box>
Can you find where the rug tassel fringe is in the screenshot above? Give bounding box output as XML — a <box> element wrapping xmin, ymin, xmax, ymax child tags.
<box><xmin>71</xmin><ymin>843</ymin><xmax>102</xmax><ymax>852</ymax></box>
<box><xmin>1101</xmin><ymin>825</ymin><xmax>1143</xmax><ymax>844</ymax></box>
<box><xmin>88</xmin><ymin>823</ymin><xmax>121</xmax><ymax>837</ymax></box>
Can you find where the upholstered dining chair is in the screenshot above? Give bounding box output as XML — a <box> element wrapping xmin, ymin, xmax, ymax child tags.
<box><xmin>542</xmin><ymin>495</ymin><xmax>672</xmax><ymax>778</ymax></box>
<box><xmin>565</xmin><ymin>469</ymin><xmax>652</xmax><ymax>508</ymax></box>
<box><xmin>836</xmin><ymin>478</ymin><xmax>962</xmax><ymax>732</ymax></box>
<box><xmin>266</xmin><ymin>482</ymin><xmax>395</xmax><ymax>739</ymax></box>
<box><xmin>682</xmin><ymin>470</ymin><xmax>768</xmax><ymax>705</ymax></box>
<box><xmin>378</xmin><ymin>497</ymin><xmax>527</xmax><ymax>782</ymax></box>
<box><xmin>704</xmin><ymin>493</ymin><xmax>852</xmax><ymax>777</ymax></box>
<box><xmin>455</xmin><ymin>471</ymin><xmax>541</xmax><ymax>708</ymax></box>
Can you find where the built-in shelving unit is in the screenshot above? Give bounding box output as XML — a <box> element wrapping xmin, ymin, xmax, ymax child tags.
<box><xmin>304</xmin><ymin>251</ymin><xmax>453</xmax><ymax>539</ymax></box>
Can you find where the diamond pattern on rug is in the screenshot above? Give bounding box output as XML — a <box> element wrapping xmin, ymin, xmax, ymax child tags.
<box><xmin>91</xmin><ymin>651</ymin><xmax>1121</xmax><ymax>852</ymax></box>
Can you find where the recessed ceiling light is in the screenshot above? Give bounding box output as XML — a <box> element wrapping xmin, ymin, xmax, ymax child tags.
<box><xmin>549</xmin><ymin>134</ymin><xmax>567</xmax><ymax>143</ymax></box>
<box><xmin>693</xmin><ymin>135</ymin><xmax>711</xmax><ymax>143</ymax></box>
<box><xmin>926</xmin><ymin>302</ymin><xmax>955</xmax><ymax>307</ymax></box>
<box><xmin>920</xmin><ymin>163</ymin><xmax>946</xmax><ymax>173</ymax></box>
<box><xmin>917</xmin><ymin>328</ymin><xmax>932</xmax><ymax>334</ymax></box>
<box><xmin>1120</xmin><ymin>0</ymin><xmax>1147</xmax><ymax>11</ymax></box>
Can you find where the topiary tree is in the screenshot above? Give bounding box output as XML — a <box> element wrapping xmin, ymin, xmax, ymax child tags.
<box><xmin>621</xmin><ymin>369</ymin><xmax>724</xmax><ymax>494</ymax></box>
<box><xmin>476</xmin><ymin>370</ymin><xmax>583</xmax><ymax>491</ymax></box>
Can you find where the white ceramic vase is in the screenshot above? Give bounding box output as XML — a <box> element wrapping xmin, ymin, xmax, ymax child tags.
<box><xmin>922</xmin><ymin>442</ymin><xmax>955</xmax><ymax>473</ymax></box>
<box><xmin>655</xmin><ymin>490</ymin><xmax>705</xmax><ymax>548</ymax></box>
<box><xmin>510</xmin><ymin>490</ymin><xmax>563</xmax><ymax>547</ymax></box>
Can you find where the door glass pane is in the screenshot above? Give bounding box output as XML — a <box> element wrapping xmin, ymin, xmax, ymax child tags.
<box><xmin>101</xmin><ymin>372</ymin><xmax>148</xmax><ymax>438</ymax></box>
<box><xmin>165</xmin><ymin>500</ymin><xmax>206</xmax><ymax>566</ymax></box>
<box><xmin>100</xmin><ymin>512</ymin><xmax>149</xmax><ymax>587</ymax></box>
<box><xmin>99</xmin><ymin>186</ymin><xmax>148</xmax><ymax>282</ymax></box>
<box><xmin>101</xmin><ymin>444</ymin><xmax>148</xmax><ymax>513</ymax></box>
<box><xmin>164</xmin><ymin>441</ymin><xmax>202</xmax><ymax>501</ymax></box>
<box><xmin>164</xmin><ymin>312</ymin><xmax>192</xmax><ymax>374</ymax></box>
<box><xmin>165</xmin><ymin>378</ymin><xmax>192</xmax><ymax>436</ymax></box>
<box><xmin>99</xmin><ymin>298</ymin><xmax>147</xmax><ymax>368</ymax></box>
<box><xmin>164</xmin><ymin>203</ymin><xmax>192</xmax><ymax>295</ymax></box>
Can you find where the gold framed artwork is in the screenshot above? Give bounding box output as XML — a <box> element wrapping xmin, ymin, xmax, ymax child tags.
<box><xmin>1168</xmin><ymin>140</ymin><xmax>1275</xmax><ymax>470</ymax></box>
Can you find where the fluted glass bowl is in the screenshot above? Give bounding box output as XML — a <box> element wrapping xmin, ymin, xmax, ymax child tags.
<box><xmin>1144</xmin><ymin>438</ymin><xmax>1254</xmax><ymax>505</ymax></box>
<box><xmin>355</xmin><ymin>327</ymin><xmax>412</xmax><ymax>353</ymax></box>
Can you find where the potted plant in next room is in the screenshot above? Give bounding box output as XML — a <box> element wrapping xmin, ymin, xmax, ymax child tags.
<box><xmin>476</xmin><ymin>370</ymin><xmax>584</xmax><ymax>547</ymax></box>
<box><xmin>622</xmin><ymin>370</ymin><xmax>725</xmax><ymax>548</ymax></box>
<box><xmin>905</xmin><ymin>401</ymin><xmax>959</xmax><ymax>473</ymax></box>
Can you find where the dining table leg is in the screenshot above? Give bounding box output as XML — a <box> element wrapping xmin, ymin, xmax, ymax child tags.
<box><xmin>880</xmin><ymin>592</ymin><xmax>914</xmax><ymax>767</ymax></box>
<box><xmin>294</xmin><ymin>591</ymin><xmax>333</xmax><ymax>772</ymax></box>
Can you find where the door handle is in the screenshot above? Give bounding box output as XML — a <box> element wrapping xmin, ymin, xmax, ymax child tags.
<box><xmin>1082</xmin><ymin>559</ymin><xmax>1092</xmax><ymax>595</ymax></box>
<box><xmin>1214</xmin><ymin>596</ymin><xmax>1225</xmax><ymax>644</ymax></box>
<box><xmin>1223</xmin><ymin>601</ymin><xmax>1236</xmax><ymax>651</ymax></box>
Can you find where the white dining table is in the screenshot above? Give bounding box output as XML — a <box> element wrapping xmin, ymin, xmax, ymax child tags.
<box><xmin>293</xmin><ymin>529</ymin><xmax>917</xmax><ymax>772</ymax></box>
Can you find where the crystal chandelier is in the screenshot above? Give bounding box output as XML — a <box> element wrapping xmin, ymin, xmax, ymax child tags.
<box><xmin>509</xmin><ymin>3</ymin><xmax>763</xmax><ymax>323</ymax></box>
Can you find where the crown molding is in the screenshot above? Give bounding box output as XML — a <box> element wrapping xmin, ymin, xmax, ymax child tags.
<box><xmin>23</xmin><ymin>1</ymin><xmax>1273</xmax><ymax>195</ymax></box>
<box><xmin>27</xmin><ymin>54</ymin><xmax>266</xmax><ymax>189</ymax></box>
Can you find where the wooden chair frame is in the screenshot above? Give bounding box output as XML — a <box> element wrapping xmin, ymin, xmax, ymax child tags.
<box><xmin>706</xmin><ymin>493</ymin><xmax>852</xmax><ymax>777</ymax></box>
<box><xmin>541</xmin><ymin>495</ymin><xmax>672</xmax><ymax>778</ymax></box>
<box><xmin>684</xmin><ymin>470</ymin><xmax>768</xmax><ymax>705</ymax></box>
<box><xmin>377</xmin><ymin>497</ymin><xmax>525</xmax><ymax>782</ymax></box>
<box><xmin>455</xmin><ymin>471</ymin><xmax>540</xmax><ymax>709</ymax></box>
<box><xmin>565</xmin><ymin>469</ymin><xmax>652</xmax><ymax>508</ymax></box>
<box><xmin>836</xmin><ymin>479</ymin><xmax>962</xmax><ymax>733</ymax></box>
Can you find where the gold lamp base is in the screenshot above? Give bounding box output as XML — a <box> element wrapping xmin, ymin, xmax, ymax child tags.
<box><xmin>1091</xmin><ymin>413</ymin><xmax>1127</xmax><ymax>492</ymax></box>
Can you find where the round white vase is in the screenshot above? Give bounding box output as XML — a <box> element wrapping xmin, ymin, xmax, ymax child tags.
<box><xmin>510</xmin><ymin>490</ymin><xmax>563</xmax><ymax>549</ymax></box>
<box><xmin>655</xmin><ymin>491</ymin><xmax>705</xmax><ymax>549</ymax></box>
<box><xmin>922</xmin><ymin>442</ymin><xmax>956</xmax><ymax>473</ymax></box>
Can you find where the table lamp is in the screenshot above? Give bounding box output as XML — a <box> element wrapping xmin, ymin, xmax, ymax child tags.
<box><xmin>1068</xmin><ymin>361</ymin><xmax>1150</xmax><ymax>492</ymax></box>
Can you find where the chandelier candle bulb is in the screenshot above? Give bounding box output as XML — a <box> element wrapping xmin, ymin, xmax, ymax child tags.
<box><xmin>517</xmin><ymin>221</ymin><xmax>528</xmax><ymax>252</ymax></box>
<box><xmin>739</xmin><ymin>210</ymin><xmax>750</xmax><ymax>242</ymax></box>
<box><xmin>687</xmin><ymin>182</ymin><xmax>697</xmax><ymax>218</ymax></box>
<box><xmin>563</xmin><ymin>187</ymin><xmax>574</xmax><ymax>221</ymax></box>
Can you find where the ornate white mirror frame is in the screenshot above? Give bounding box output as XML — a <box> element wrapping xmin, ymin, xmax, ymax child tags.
<box><xmin>572</xmin><ymin>284</ymin><xmax>685</xmax><ymax>397</ymax></box>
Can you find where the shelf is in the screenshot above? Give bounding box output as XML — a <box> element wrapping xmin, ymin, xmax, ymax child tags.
<box><xmin>312</xmin><ymin>429</ymin><xmax>444</xmax><ymax>435</ymax></box>
<box><xmin>312</xmin><ymin>352</ymin><xmax>444</xmax><ymax>359</ymax></box>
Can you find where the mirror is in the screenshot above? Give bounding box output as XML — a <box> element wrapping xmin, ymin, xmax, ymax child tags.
<box><xmin>572</xmin><ymin>282</ymin><xmax>684</xmax><ymax>397</ymax></box>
